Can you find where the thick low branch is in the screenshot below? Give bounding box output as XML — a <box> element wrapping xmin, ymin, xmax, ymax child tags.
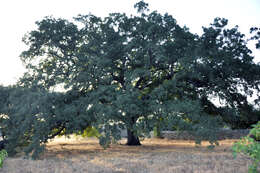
<box><xmin>47</xmin><ymin>125</ymin><xmax>66</xmax><ymax>141</ymax></box>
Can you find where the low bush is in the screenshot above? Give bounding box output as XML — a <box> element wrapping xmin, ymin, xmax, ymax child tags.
<box><xmin>232</xmin><ymin>121</ymin><xmax>260</xmax><ymax>173</ymax></box>
<box><xmin>0</xmin><ymin>149</ymin><xmax>8</xmax><ymax>168</ymax></box>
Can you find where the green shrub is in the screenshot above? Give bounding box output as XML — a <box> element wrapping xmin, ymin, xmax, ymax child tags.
<box><xmin>232</xmin><ymin>121</ymin><xmax>260</xmax><ymax>173</ymax></box>
<box><xmin>76</xmin><ymin>126</ymin><xmax>100</xmax><ymax>138</ymax></box>
<box><xmin>0</xmin><ymin>149</ymin><xmax>8</xmax><ymax>168</ymax></box>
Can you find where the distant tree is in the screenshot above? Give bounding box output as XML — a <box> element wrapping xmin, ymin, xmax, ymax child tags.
<box><xmin>2</xmin><ymin>1</ymin><xmax>260</xmax><ymax>158</ymax></box>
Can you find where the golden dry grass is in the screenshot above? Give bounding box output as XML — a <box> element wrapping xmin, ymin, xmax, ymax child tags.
<box><xmin>1</xmin><ymin>137</ymin><xmax>258</xmax><ymax>173</ymax></box>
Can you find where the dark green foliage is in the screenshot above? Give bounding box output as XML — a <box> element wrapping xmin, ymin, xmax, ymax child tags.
<box><xmin>0</xmin><ymin>86</ymin><xmax>94</xmax><ymax>158</ymax></box>
<box><xmin>250</xmin><ymin>27</ymin><xmax>260</xmax><ymax>49</ymax></box>
<box><xmin>1</xmin><ymin>1</ymin><xmax>260</xmax><ymax>158</ymax></box>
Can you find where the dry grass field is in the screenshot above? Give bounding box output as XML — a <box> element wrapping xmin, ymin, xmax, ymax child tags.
<box><xmin>1</xmin><ymin>137</ymin><xmax>258</xmax><ymax>173</ymax></box>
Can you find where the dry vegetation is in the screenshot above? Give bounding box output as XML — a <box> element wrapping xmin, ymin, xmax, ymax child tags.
<box><xmin>1</xmin><ymin>137</ymin><xmax>258</xmax><ymax>173</ymax></box>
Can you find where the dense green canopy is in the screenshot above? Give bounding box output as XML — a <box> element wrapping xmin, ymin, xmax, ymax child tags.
<box><xmin>0</xmin><ymin>1</ymin><xmax>260</xmax><ymax>158</ymax></box>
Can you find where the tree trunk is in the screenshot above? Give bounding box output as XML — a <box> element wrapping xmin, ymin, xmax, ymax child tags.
<box><xmin>126</xmin><ymin>129</ymin><xmax>141</xmax><ymax>145</ymax></box>
<box><xmin>126</xmin><ymin>116</ymin><xmax>141</xmax><ymax>145</ymax></box>
<box><xmin>0</xmin><ymin>139</ymin><xmax>7</xmax><ymax>150</ymax></box>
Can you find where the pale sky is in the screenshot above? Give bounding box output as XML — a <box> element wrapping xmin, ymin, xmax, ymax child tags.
<box><xmin>0</xmin><ymin>0</ymin><xmax>259</xmax><ymax>86</ymax></box>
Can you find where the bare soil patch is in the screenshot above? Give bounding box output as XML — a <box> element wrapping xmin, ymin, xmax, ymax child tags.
<box><xmin>1</xmin><ymin>137</ymin><xmax>257</xmax><ymax>173</ymax></box>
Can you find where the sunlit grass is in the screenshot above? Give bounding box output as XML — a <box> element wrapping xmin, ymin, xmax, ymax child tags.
<box><xmin>1</xmin><ymin>137</ymin><xmax>258</xmax><ymax>173</ymax></box>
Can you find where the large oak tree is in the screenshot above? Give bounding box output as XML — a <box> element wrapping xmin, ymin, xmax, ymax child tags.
<box><xmin>1</xmin><ymin>1</ymin><xmax>260</xmax><ymax>158</ymax></box>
